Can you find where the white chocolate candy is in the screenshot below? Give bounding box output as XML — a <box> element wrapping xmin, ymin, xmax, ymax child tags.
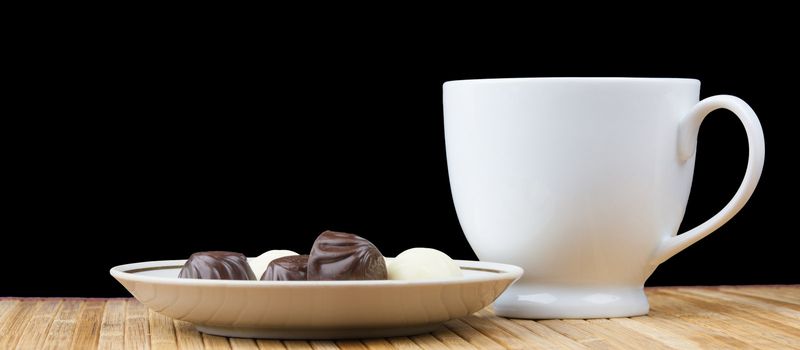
<box><xmin>387</xmin><ymin>248</ymin><xmax>463</xmax><ymax>280</ymax></box>
<box><xmin>249</xmin><ymin>250</ymin><xmax>298</xmax><ymax>279</ymax></box>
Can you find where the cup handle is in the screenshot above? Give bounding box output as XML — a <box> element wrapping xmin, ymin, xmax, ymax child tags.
<box><xmin>650</xmin><ymin>95</ymin><xmax>765</xmax><ymax>266</ymax></box>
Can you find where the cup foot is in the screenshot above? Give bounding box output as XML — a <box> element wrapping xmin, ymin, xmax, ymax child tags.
<box><xmin>493</xmin><ymin>285</ymin><xmax>649</xmax><ymax>319</ymax></box>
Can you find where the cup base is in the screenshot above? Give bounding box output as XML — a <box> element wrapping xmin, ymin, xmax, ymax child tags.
<box><xmin>492</xmin><ymin>284</ymin><xmax>650</xmax><ymax>319</ymax></box>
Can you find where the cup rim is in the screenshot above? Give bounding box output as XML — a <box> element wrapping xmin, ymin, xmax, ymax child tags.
<box><xmin>443</xmin><ymin>77</ymin><xmax>700</xmax><ymax>87</ymax></box>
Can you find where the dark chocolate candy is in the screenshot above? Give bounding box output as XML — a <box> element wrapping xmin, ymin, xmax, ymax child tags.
<box><xmin>307</xmin><ymin>230</ymin><xmax>387</xmax><ymax>280</ymax></box>
<box><xmin>178</xmin><ymin>251</ymin><xmax>256</xmax><ymax>280</ymax></box>
<box><xmin>261</xmin><ymin>255</ymin><xmax>309</xmax><ymax>281</ymax></box>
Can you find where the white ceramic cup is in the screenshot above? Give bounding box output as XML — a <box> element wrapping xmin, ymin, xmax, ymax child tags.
<box><xmin>443</xmin><ymin>78</ymin><xmax>764</xmax><ymax>319</ymax></box>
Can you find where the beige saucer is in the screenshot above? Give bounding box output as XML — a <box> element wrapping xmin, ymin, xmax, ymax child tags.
<box><xmin>110</xmin><ymin>258</ymin><xmax>522</xmax><ymax>339</ymax></box>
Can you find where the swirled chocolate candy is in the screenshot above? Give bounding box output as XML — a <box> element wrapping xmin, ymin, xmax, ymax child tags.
<box><xmin>261</xmin><ymin>255</ymin><xmax>309</xmax><ymax>281</ymax></box>
<box><xmin>178</xmin><ymin>251</ymin><xmax>256</xmax><ymax>280</ymax></box>
<box><xmin>307</xmin><ymin>230</ymin><xmax>387</xmax><ymax>280</ymax></box>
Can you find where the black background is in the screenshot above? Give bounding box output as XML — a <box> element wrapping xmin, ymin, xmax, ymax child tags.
<box><xmin>5</xmin><ymin>28</ymin><xmax>798</xmax><ymax>297</ymax></box>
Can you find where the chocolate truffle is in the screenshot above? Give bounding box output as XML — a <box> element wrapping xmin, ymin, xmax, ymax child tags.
<box><xmin>178</xmin><ymin>251</ymin><xmax>256</xmax><ymax>280</ymax></box>
<box><xmin>387</xmin><ymin>248</ymin><xmax>463</xmax><ymax>280</ymax></box>
<box><xmin>250</xmin><ymin>250</ymin><xmax>298</xmax><ymax>279</ymax></box>
<box><xmin>262</xmin><ymin>255</ymin><xmax>309</xmax><ymax>281</ymax></box>
<box><xmin>307</xmin><ymin>230</ymin><xmax>388</xmax><ymax>280</ymax></box>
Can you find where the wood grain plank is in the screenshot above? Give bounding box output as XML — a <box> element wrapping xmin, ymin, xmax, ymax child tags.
<box><xmin>408</xmin><ymin>334</ymin><xmax>450</xmax><ymax>350</ymax></box>
<box><xmin>125</xmin><ymin>300</ymin><xmax>150</xmax><ymax>350</ymax></box>
<box><xmin>721</xmin><ymin>285</ymin><xmax>800</xmax><ymax>304</ymax></box>
<box><xmin>610</xmin><ymin>317</ymin><xmax>705</xmax><ymax>349</ymax></box>
<box><xmin>335</xmin><ymin>340</ymin><xmax>368</xmax><ymax>350</ymax></box>
<box><xmin>283</xmin><ymin>340</ymin><xmax>313</xmax><ymax>350</ymax></box>
<box><xmin>720</xmin><ymin>290</ymin><xmax>800</xmax><ymax>312</ymax></box>
<box><xmin>148</xmin><ymin>309</ymin><xmax>177</xmax><ymax>350</ymax></box>
<box><xmin>720</xmin><ymin>287</ymin><xmax>800</xmax><ymax>310</ymax></box>
<box><xmin>0</xmin><ymin>300</ymin><xmax>37</xmax><ymax>349</ymax></box>
<box><xmin>429</xmin><ymin>326</ymin><xmax>477</xmax><ymax>349</ymax></box>
<box><xmin>308</xmin><ymin>340</ymin><xmax>339</xmax><ymax>349</ymax></box>
<box><xmin>230</xmin><ymin>337</ymin><xmax>260</xmax><ymax>350</ymax></box>
<box><xmin>460</xmin><ymin>314</ymin><xmax>530</xmax><ymax>350</ymax></box>
<box><xmin>71</xmin><ymin>300</ymin><xmax>106</xmax><ymax>350</ymax></box>
<box><xmin>471</xmin><ymin>310</ymin><xmax>586</xmax><ymax>349</ymax></box>
<box><xmin>203</xmin><ymin>333</ymin><xmax>232</xmax><ymax>349</ymax></box>
<box><xmin>283</xmin><ymin>340</ymin><xmax>314</xmax><ymax>350</ymax></box>
<box><xmin>257</xmin><ymin>339</ymin><xmax>289</xmax><ymax>350</ymax></box>
<box><xmin>16</xmin><ymin>299</ymin><xmax>61</xmax><ymax>349</ymax></box>
<box><xmin>386</xmin><ymin>337</ymin><xmax>422</xmax><ymax>350</ymax></box>
<box><xmin>0</xmin><ymin>300</ymin><xmax>20</xmax><ymax>324</ymax></box>
<box><xmin>677</xmin><ymin>287</ymin><xmax>800</xmax><ymax>327</ymax></box>
<box><xmin>767</xmin><ymin>285</ymin><xmax>800</xmax><ymax>299</ymax></box>
<box><xmin>657</xmin><ymin>289</ymin><xmax>800</xmax><ymax>348</ymax></box>
<box><xmin>3</xmin><ymin>287</ymin><xmax>800</xmax><ymax>350</ymax></box>
<box><xmin>648</xmin><ymin>290</ymin><xmax>795</xmax><ymax>349</ymax></box>
<box><xmin>585</xmin><ymin>318</ymin><xmax>679</xmax><ymax>350</ymax></box>
<box><xmin>572</xmin><ymin>318</ymin><xmax>678</xmax><ymax>350</ymax></box>
<box><xmin>15</xmin><ymin>299</ymin><xmax>62</xmax><ymax>350</ymax></box>
<box><xmin>308</xmin><ymin>340</ymin><xmax>339</xmax><ymax>350</ymax></box>
<box><xmin>506</xmin><ymin>320</ymin><xmax>589</xmax><ymax>350</ymax></box>
<box><xmin>443</xmin><ymin>319</ymin><xmax>504</xmax><ymax>350</ymax></box>
<box><xmin>647</xmin><ymin>287</ymin><xmax>765</xmax><ymax>349</ymax></box>
<box><xmin>173</xmin><ymin>320</ymin><xmax>203</xmax><ymax>350</ymax></box>
<box><xmin>538</xmin><ymin>319</ymin><xmax>619</xmax><ymax>349</ymax></box>
<box><xmin>625</xmin><ymin>313</ymin><xmax>755</xmax><ymax>349</ymax></box>
<box><xmin>41</xmin><ymin>300</ymin><xmax>83</xmax><ymax>350</ymax></box>
<box><xmin>361</xmin><ymin>338</ymin><xmax>395</xmax><ymax>349</ymax></box>
<box><xmin>98</xmin><ymin>299</ymin><xmax>127</xmax><ymax>350</ymax></box>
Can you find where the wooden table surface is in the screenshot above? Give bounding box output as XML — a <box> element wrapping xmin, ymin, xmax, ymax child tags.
<box><xmin>1</xmin><ymin>285</ymin><xmax>798</xmax><ymax>349</ymax></box>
